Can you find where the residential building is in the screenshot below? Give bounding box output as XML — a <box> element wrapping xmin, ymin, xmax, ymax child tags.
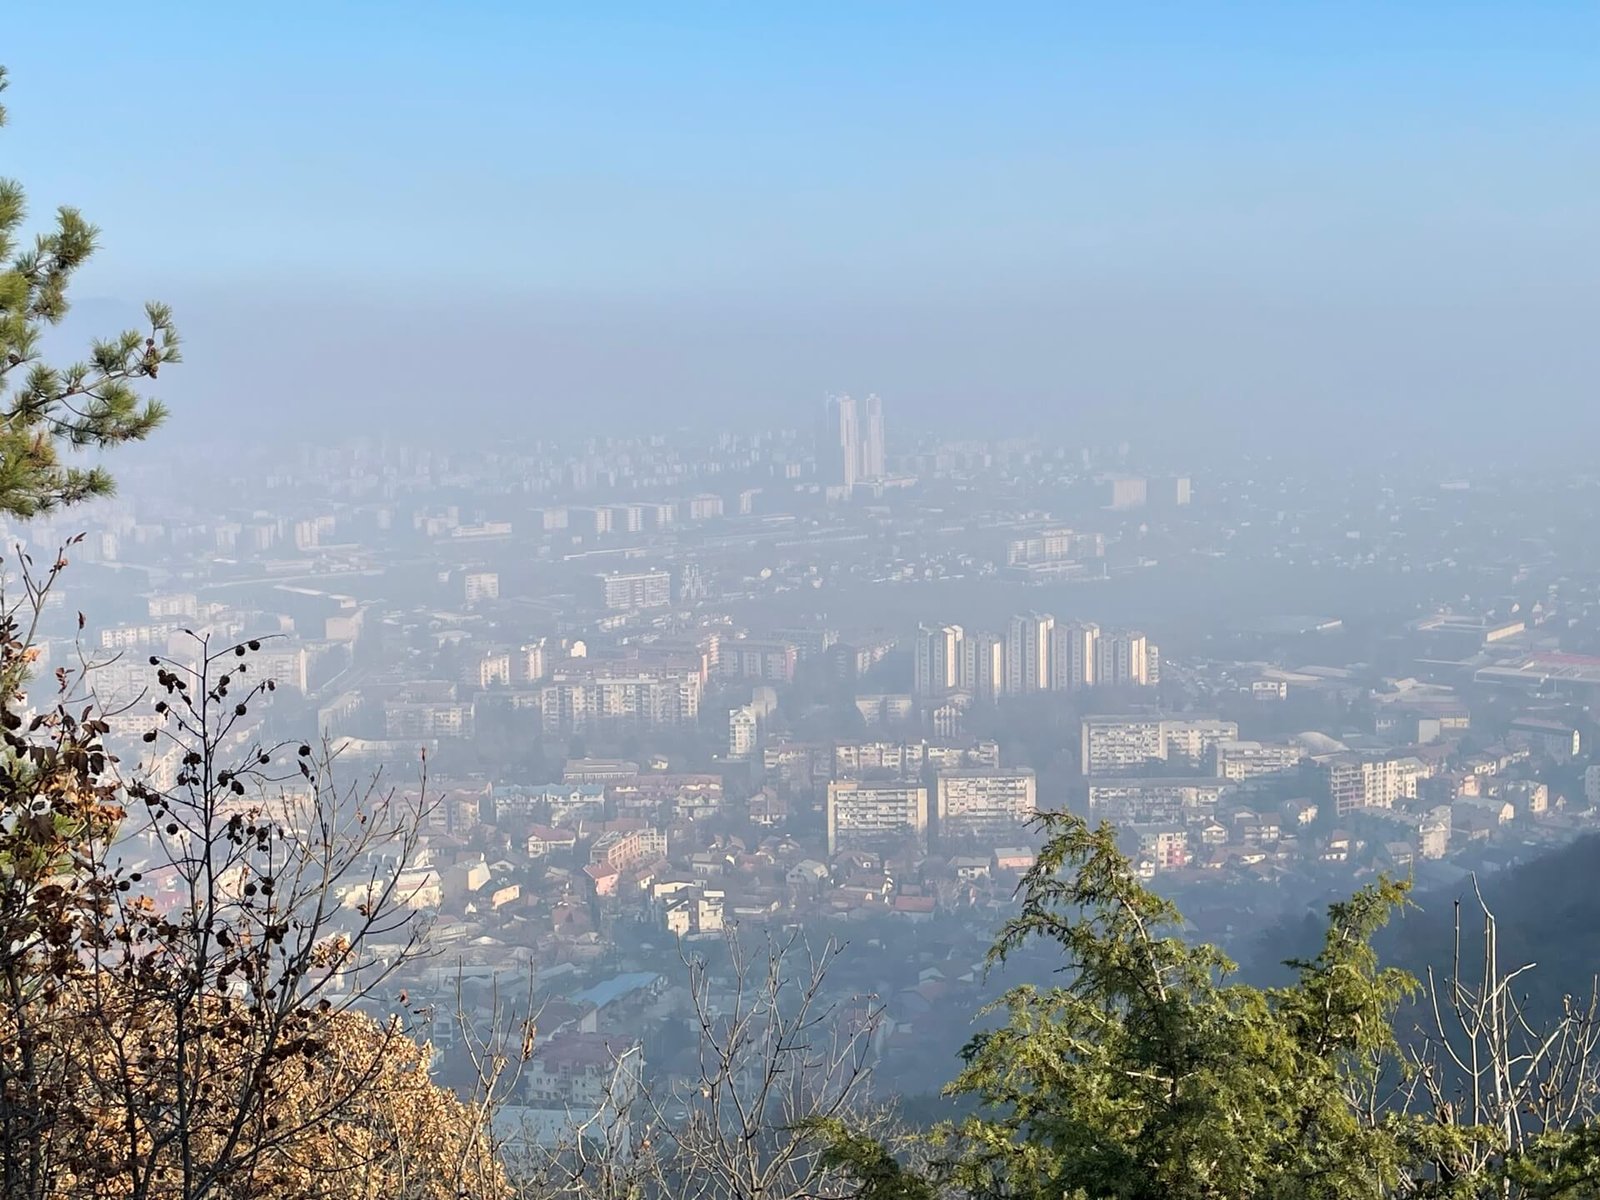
<box><xmin>385</xmin><ymin>700</ymin><xmax>474</xmax><ymax>740</ymax></box>
<box><xmin>664</xmin><ymin>888</ymin><xmax>725</xmax><ymax>936</ymax></box>
<box><xmin>1158</xmin><ymin>718</ymin><xmax>1240</xmax><ymax>766</ymax></box>
<box><xmin>1050</xmin><ymin>621</ymin><xmax>1098</xmax><ymax>691</ymax></box>
<box><xmin>1508</xmin><ymin>716</ymin><xmax>1582</xmax><ymax>760</ymax></box>
<box><xmin>914</xmin><ymin>624</ymin><xmax>964</xmax><ymax>698</ymax></box>
<box><xmin>721</xmin><ymin>639</ymin><xmax>798</xmax><ymax>683</ymax></box>
<box><xmin>1081</xmin><ymin>716</ymin><xmax>1164</xmax><ymax>774</ymax></box>
<box><xmin>537</xmin><ymin>670</ymin><xmax>701</xmax><ymax>733</ymax></box>
<box><xmin>526</xmin><ymin>826</ymin><xmax>579</xmax><ymax>858</ymax></box>
<box><xmin>1214</xmin><ymin>740</ymin><xmax>1305</xmax><ymax>781</ymax></box>
<box><xmin>728</xmin><ymin>706</ymin><xmax>760</xmax><ymax>760</ymax></box>
<box><xmin>597</xmin><ymin>569</ymin><xmax>673</xmax><ymax>612</ymax></box>
<box><xmin>936</xmin><ymin>769</ymin><xmax>1037</xmax><ymax>841</ymax></box>
<box><xmin>826</xmin><ymin>781</ymin><xmax>930</xmax><ymax>853</ymax></box>
<box><xmin>1005</xmin><ymin>612</ymin><xmax>1054</xmax><ymax>695</ymax></box>
<box><xmin>1087</xmin><ymin>778</ymin><xmax>1229</xmax><ymax>824</ymax></box>
<box><xmin>1323</xmin><ymin>753</ymin><xmax>1430</xmax><ymax>816</ymax></box>
<box><xmin>687</xmin><ymin>493</ymin><xmax>723</xmax><ymax>521</ymax></box>
<box><xmin>494</xmin><ymin>783</ymin><xmax>606</xmax><ymax>824</ymax></box>
<box><xmin>590</xmin><ymin>827</ymin><xmax>669</xmax><ymax>873</ymax></box>
<box><xmin>463</xmin><ymin>571</ymin><xmax>500</xmax><ymax>604</ymax></box>
<box><xmin>821</xmin><ymin>393</ymin><xmax>860</xmax><ymax>488</ymax></box>
<box><xmin>519</xmin><ymin>1032</ymin><xmax>643</xmax><ymax>1115</ymax></box>
<box><xmin>861</xmin><ymin>393</ymin><xmax>886</xmax><ymax>480</ymax></box>
<box><xmin>468</xmin><ymin>650</ymin><xmax>512</xmax><ymax>690</ymax></box>
<box><xmin>1079</xmin><ymin>716</ymin><xmax>1239</xmax><ymax>776</ymax></box>
<box><xmin>1124</xmin><ymin>823</ymin><xmax>1188</xmax><ymax>871</ymax></box>
<box><xmin>1106</xmin><ymin>476</ymin><xmax>1148</xmax><ymax>509</ymax></box>
<box><xmin>1095</xmin><ymin>631</ymin><xmax>1149</xmax><ymax>687</ymax></box>
<box><xmin>962</xmin><ymin>631</ymin><xmax>1006</xmax><ymax>702</ymax></box>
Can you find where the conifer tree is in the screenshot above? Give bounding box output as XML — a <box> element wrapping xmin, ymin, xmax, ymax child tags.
<box><xmin>0</xmin><ymin>67</ymin><xmax>176</xmax><ymax>520</ymax></box>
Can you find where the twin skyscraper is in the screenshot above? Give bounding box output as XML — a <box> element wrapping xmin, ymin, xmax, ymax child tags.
<box><xmin>819</xmin><ymin>393</ymin><xmax>886</xmax><ymax>488</ymax></box>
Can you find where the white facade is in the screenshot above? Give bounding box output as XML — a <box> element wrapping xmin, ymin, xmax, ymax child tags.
<box><xmin>936</xmin><ymin>769</ymin><xmax>1037</xmax><ymax>840</ymax></box>
<box><xmin>826</xmin><ymin>781</ymin><xmax>929</xmax><ymax>854</ymax></box>
<box><xmin>1005</xmin><ymin>613</ymin><xmax>1055</xmax><ymax>695</ymax></box>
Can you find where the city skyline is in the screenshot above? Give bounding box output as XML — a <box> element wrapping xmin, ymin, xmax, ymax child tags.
<box><xmin>8</xmin><ymin>8</ymin><xmax>1600</xmax><ymax>1192</ymax></box>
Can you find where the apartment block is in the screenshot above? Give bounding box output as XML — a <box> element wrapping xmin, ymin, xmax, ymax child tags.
<box><xmin>914</xmin><ymin>623</ymin><xmax>965</xmax><ymax>698</ymax></box>
<box><xmin>826</xmin><ymin>780</ymin><xmax>930</xmax><ymax>854</ymax></box>
<box><xmin>597</xmin><ymin>569</ymin><xmax>672</xmax><ymax>612</ymax></box>
<box><xmin>1080</xmin><ymin>715</ymin><xmax>1239</xmax><ymax>776</ymax></box>
<box><xmin>1087</xmin><ymin>777</ymin><xmax>1229</xmax><ymax>824</ymax></box>
<box><xmin>935</xmin><ymin>769</ymin><xmax>1037</xmax><ymax>841</ymax></box>
<box><xmin>1214</xmin><ymin>739</ymin><xmax>1304</xmax><ymax>781</ymax></box>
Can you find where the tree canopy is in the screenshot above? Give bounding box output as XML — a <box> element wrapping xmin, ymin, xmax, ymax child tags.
<box><xmin>0</xmin><ymin>67</ymin><xmax>176</xmax><ymax>520</ymax></box>
<box><xmin>824</xmin><ymin>812</ymin><xmax>1600</xmax><ymax>1200</ymax></box>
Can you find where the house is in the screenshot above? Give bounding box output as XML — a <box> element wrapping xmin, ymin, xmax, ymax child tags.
<box><xmin>1508</xmin><ymin>716</ymin><xmax>1581</xmax><ymax>760</ymax></box>
<box><xmin>1381</xmin><ymin>842</ymin><xmax>1415</xmax><ymax>870</ymax></box>
<box><xmin>389</xmin><ymin>868</ymin><xmax>442</xmax><ymax>911</ymax></box>
<box><xmin>526</xmin><ymin>825</ymin><xmax>579</xmax><ymax>858</ymax></box>
<box><xmin>1454</xmin><ymin>797</ymin><xmax>1514</xmax><ymax>833</ymax></box>
<box><xmin>1496</xmin><ymin>779</ymin><xmax>1548</xmax><ymax>818</ymax></box>
<box><xmin>786</xmin><ymin>859</ymin><xmax>829</xmax><ymax>887</ymax></box>
<box><xmin>948</xmin><ymin>856</ymin><xmax>991</xmax><ymax>882</ymax></box>
<box><xmin>891</xmin><ymin>895</ymin><xmax>936</xmax><ymax>920</ymax></box>
<box><xmin>664</xmin><ymin>889</ymin><xmax>726</xmax><ymax>937</ymax></box>
<box><xmin>993</xmin><ymin>847</ymin><xmax>1035</xmax><ymax>873</ymax></box>
<box><xmin>748</xmin><ymin>788</ymin><xmax>788</xmax><ymax>827</ymax></box>
<box><xmin>1282</xmin><ymin>798</ymin><xmax>1319</xmax><ymax>826</ymax></box>
<box><xmin>687</xmin><ymin>851</ymin><xmax>727</xmax><ymax>878</ymax></box>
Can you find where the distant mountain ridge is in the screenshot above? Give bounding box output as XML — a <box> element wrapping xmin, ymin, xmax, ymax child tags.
<box><xmin>1248</xmin><ymin>833</ymin><xmax>1600</xmax><ymax>1024</ymax></box>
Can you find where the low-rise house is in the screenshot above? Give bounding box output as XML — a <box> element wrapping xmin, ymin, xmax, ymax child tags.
<box><xmin>526</xmin><ymin>825</ymin><xmax>579</xmax><ymax>858</ymax></box>
<box><xmin>993</xmin><ymin>847</ymin><xmax>1035</xmax><ymax>873</ymax></box>
<box><xmin>948</xmin><ymin>856</ymin><xmax>991</xmax><ymax>882</ymax></box>
<box><xmin>786</xmin><ymin>859</ymin><xmax>829</xmax><ymax>887</ymax></box>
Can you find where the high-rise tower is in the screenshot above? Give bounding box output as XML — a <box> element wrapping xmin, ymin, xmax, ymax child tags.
<box><xmin>1051</xmin><ymin>621</ymin><xmax>1100</xmax><ymax>691</ymax></box>
<box><xmin>1005</xmin><ymin>612</ymin><xmax>1055</xmax><ymax>694</ymax></box>
<box><xmin>861</xmin><ymin>393</ymin><xmax>885</xmax><ymax>480</ymax></box>
<box><xmin>821</xmin><ymin>394</ymin><xmax>860</xmax><ymax>488</ymax></box>
<box><xmin>914</xmin><ymin>623</ymin><xmax>964</xmax><ymax>698</ymax></box>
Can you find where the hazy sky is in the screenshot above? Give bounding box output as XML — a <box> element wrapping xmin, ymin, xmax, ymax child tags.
<box><xmin>6</xmin><ymin>2</ymin><xmax>1598</xmax><ymax>450</ymax></box>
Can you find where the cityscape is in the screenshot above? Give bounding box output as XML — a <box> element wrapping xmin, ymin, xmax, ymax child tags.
<box><xmin>20</xmin><ymin>389</ymin><xmax>1600</xmax><ymax>1117</ymax></box>
<box><xmin>5</xmin><ymin>5</ymin><xmax>1600</xmax><ymax>1197</ymax></box>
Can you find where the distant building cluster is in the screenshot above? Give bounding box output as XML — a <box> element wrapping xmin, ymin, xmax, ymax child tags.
<box><xmin>28</xmin><ymin>407</ymin><xmax>1600</xmax><ymax>1137</ymax></box>
<box><xmin>914</xmin><ymin>615</ymin><xmax>1158</xmax><ymax>701</ymax></box>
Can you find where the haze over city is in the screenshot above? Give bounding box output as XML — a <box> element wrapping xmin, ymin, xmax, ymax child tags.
<box><xmin>8</xmin><ymin>2</ymin><xmax>1600</xmax><ymax>452</ymax></box>
<box><xmin>6</xmin><ymin>7</ymin><xmax>1600</xmax><ymax>1199</ymax></box>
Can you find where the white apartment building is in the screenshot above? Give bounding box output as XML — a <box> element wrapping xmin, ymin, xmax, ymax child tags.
<box><xmin>1050</xmin><ymin>621</ymin><xmax>1099</xmax><ymax>691</ymax></box>
<box><xmin>961</xmin><ymin>631</ymin><xmax>1006</xmax><ymax>702</ymax></box>
<box><xmin>1324</xmin><ymin>753</ymin><xmax>1431</xmax><ymax>816</ymax></box>
<box><xmin>1080</xmin><ymin>716</ymin><xmax>1240</xmax><ymax>776</ymax></box>
<box><xmin>1005</xmin><ymin>613</ymin><xmax>1054</xmax><ymax>695</ymax></box>
<box><xmin>1087</xmin><ymin>778</ymin><xmax>1229</xmax><ymax>824</ymax></box>
<box><xmin>826</xmin><ymin>780</ymin><xmax>930</xmax><ymax>854</ymax></box>
<box><xmin>598</xmin><ymin>569</ymin><xmax>672</xmax><ymax>612</ymax></box>
<box><xmin>463</xmin><ymin>571</ymin><xmax>500</xmax><ymax>604</ymax></box>
<box><xmin>728</xmin><ymin>706</ymin><xmax>760</xmax><ymax>759</ymax></box>
<box><xmin>913</xmin><ymin>623</ymin><xmax>963</xmax><ymax>698</ymax></box>
<box><xmin>936</xmin><ymin>769</ymin><xmax>1037</xmax><ymax>840</ymax></box>
<box><xmin>1214</xmin><ymin>739</ymin><xmax>1305</xmax><ymax>781</ymax></box>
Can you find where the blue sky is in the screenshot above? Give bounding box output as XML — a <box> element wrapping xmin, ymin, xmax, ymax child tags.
<box><xmin>5</xmin><ymin>2</ymin><xmax>1598</xmax><ymax>445</ymax></box>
